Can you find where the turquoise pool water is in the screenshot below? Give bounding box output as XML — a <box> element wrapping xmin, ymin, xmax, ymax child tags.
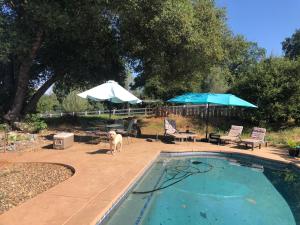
<box><xmin>101</xmin><ymin>154</ymin><xmax>300</xmax><ymax>225</ymax></box>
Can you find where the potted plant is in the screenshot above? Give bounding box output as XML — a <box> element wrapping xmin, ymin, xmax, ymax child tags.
<box><xmin>287</xmin><ymin>140</ymin><xmax>300</xmax><ymax>157</ymax></box>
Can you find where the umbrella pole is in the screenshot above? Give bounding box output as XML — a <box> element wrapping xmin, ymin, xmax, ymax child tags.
<box><xmin>109</xmin><ymin>100</ymin><xmax>112</xmax><ymax>119</ymax></box>
<box><xmin>205</xmin><ymin>103</ymin><xmax>210</xmax><ymax>140</ymax></box>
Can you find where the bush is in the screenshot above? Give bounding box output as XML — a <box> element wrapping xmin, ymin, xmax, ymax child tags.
<box><xmin>286</xmin><ymin>139</ymin><xmax>298</xmax><ymax>149</ymax></box>
<box><xmin>24</xmin><ymin>114</ymin><xmax>47</xmax><ymax>133</ymax></box>
<box><xmin>231</xmin><ymin>57</ymin><xmax>300</xmax><ymax>126</ymax></box>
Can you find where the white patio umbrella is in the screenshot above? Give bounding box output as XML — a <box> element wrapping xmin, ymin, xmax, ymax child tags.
<box><xmin>78</xmin><ymin>80</ymin><xmax>142</xmax><ymax>117</ymax></box>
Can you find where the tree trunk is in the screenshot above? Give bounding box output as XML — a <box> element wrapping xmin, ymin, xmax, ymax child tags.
<box><xmin>0</xmin><ymin>59</ymin><xmax>16</xmax><ymax>113</ymax></box>
<box><xmin>3</xmin><ymin>31</ymin><xmax>43</xmax><ymax>122</ymax></box>
<box><xmin>23</xmin><ymin>74</ymin><xmax>59</xmax><ymax>114</ymax></box>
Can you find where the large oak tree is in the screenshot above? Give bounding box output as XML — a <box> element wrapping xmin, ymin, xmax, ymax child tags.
<box><xmin>0</xmin><ymin>0</ymin><xmax>124</xmax><ymax>122</ymax></box>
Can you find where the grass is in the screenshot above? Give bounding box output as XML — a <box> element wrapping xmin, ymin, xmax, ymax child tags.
<box><xmin>266</xmin><ymin>127</ymin><xmax>300</xmax><ymax>146</ymax></box>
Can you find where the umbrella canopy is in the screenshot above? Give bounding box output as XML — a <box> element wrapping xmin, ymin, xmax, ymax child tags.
<box><xmin>167</xmin><ymin>93</ymin><xmax>257</xmax><ymax>108</ymax></box>
<box><xmin>78</xmin><ymin>80</ymin><xmax>142</xmax><ymax>104</ymax></box>
<box><xmin>167</xmin><ymin>93</ymin><xmax>257</xmax><ymax>140</ymax></box>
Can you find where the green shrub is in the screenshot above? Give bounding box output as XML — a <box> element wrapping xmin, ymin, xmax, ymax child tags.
<box><xmin>24</xmin><ymin>114</ymin><xmax>47</xmax><ymax>133</ymax></box>
<box><xmin>286</xmin><ymin>139</ymin><xmax>298</xmax><ymax>148</ymax></box>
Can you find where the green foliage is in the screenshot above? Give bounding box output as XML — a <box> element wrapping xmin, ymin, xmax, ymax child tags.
<box><xmin>0</xmin><ymin>0</ymin><xmax>126</xmax><ymax>120</ymax></box>
<box><xmin>201</xmin><ymin>66</ymin><xmax>230</xmax><ymax>93</ymax></box>
<box><xmin>122</xmin><ymin>0</ymin><xmax>227</xmax><ymax>99</ymax></box>
<box><xmin>62</xmin><ymin>91</ymin><xmax>90</xmax><ymax>112</ymax></box>
<box><xmin>37</xmin><ymin>94</ymin><xmax>60</xmax><ymax>113</ymax></box>
<box><xmin>282</xmin><ymin>29</ymin><xmax>300</xmax><ymax>60</ymax></box>
<box><xmin>88</xmin><ymin>101</ymin><xmax>105</xmax><ymax>111</ymax></box>
<box><xmin>286</xmin><ymin>139</ymin><xmax>298</xmax><ymax>149</ymax></box>
<box><xmin>231</xmin><ymin>57</ymin><xmax>300</xmax><ymax>125</ymax></box>
<box><xmin>24</xmin><ymin>114</ymin><xmax>47</xmax><ymax>132</ymax></box>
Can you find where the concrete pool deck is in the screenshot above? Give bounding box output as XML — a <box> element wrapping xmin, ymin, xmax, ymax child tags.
<box><xmin>0</xmin><ymin>138</ymin><xmax>299</xmax><ymax>225</ymax></box>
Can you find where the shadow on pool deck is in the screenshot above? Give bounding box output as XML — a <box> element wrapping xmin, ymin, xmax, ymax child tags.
<box><xmin>87</xmin><ymin>149</ymin><xmax>111</xmax><ymax>154</ymax></box>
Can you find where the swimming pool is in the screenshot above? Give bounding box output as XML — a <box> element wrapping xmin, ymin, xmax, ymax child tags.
<box><xmin>100</xmin><ymin>153</ymin><xmax>300</xmax><ymax>225</ymax></box>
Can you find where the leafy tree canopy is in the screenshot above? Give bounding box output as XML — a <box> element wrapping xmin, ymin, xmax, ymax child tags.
<box><xmin>0</xmin><ymin>0</ymin><xmax>124</xmax><ymax>121</ymax></box>
<box><xmin>282</xmin><ymin>29</ymin><xmax>300</xmax><ymax>60</ymax></box>
<box><xmin>231</xmin><ymin>57</ymin><xmax>300</xmax><ymax>125</ymax></box>
<box><xmin>119</xmin><ymin>0</ymin><xmax>228</xmax><ymax>99</ymax></box>
<box><xmin>37</xmin><ymin>94</ymin><xmax>59</xmax><ymax>113</ymax></box>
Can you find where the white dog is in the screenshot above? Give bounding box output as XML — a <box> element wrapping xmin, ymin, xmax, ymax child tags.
<box><xmin>108</xmin><ymin>130</ymin><xmax>122</xmax><ymax>154</ymax></box>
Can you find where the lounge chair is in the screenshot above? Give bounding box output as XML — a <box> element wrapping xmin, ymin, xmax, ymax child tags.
<box><xmin>164</xmin><ymin>118</ymin><xmax>197</xmax><ymax>142</ymax></box>
<box><xmin>219</xmin><ymin>125</ymin><xmax>243</xmax><ymax>144</ymax></box>
<box><xmin>239</xmin><ymin>127</ymin><xmax>267</xmax><ymax>150</ymax></box>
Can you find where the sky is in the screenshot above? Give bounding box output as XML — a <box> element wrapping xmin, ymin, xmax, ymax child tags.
<box><xmin>216</xmin><ymin>0</ymin><xmax>300</xmax><ymax>56</ymax></box>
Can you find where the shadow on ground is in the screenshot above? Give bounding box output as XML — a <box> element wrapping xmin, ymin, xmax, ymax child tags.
<box><xmin>87</xmin><ymin>149</ymin><xmax>111</xmax><ymax>154</ymax></box>
<box><xmin>42</xmin><ymin>144</ymin><xmax>54</xmax><ymax>149</ymax></box>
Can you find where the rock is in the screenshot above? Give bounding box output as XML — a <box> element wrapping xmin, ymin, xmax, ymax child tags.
<box><xmin>0</xmin><ymin>163</ymin><xmax>73</xmax><ymax>214</ymax></box>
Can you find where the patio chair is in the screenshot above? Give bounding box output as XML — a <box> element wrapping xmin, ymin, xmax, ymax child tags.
<box><xmin>164</xmin><ymin>118</ymin><xmax>197</xmax><ymax>142</ymax></box>
<box><xmin>239</xmin><ymin>127</ymin><xmax>267</xmax><ymax>150</ymax></box>
<box><xmin>219</xmin><ymin>125</ymin><xmax>243</xmax><ymax>144</ymax></box>
<box><xmin>115</xmin><ymin>119</ymin><xmax>137</xmax><ymax>143</ymax></box>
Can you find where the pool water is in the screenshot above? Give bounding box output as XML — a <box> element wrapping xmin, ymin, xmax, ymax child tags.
<box><xmin>101</xmin><ymin>155</ymin><xmax>300</xmax><ymax>225</ymax></box>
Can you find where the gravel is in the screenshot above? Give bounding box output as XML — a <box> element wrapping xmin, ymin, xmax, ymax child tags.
<box><xmin>0</xmin><ymin>162</ymin><xmax>73</xmax><ymax>214</ymax></box>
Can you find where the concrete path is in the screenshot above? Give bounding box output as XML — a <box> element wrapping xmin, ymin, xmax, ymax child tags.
<box><xmin>0</xmin><ymin>138</ymin><xmax>298</xmax><ymax>225</ymax></box>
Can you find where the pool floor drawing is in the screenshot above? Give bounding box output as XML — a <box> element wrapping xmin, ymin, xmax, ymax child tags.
<box><xmin>100</xmin><ymin>153</ymin><xmax>300</xmax><ymax>225</ymax></box>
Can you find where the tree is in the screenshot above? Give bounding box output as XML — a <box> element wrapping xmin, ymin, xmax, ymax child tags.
<box><xmin>282</xmin><ymin>29</ymin><xmax>300</xmax><ymax>60</ymax></box>
<box><xmin>230</xmin><ymin>57</ymin><xmax>300</xmax><ymax>125</ymax></box>
<box><xmin>36</xmin><ymin>94</ymin><xmax>60</xmax><ymax>113</ymax></box>
<box><xmin>201</xmin><ymin>66</ymin><xmax>230</xmax><ymax>93</ymax></box>
<box><xmin>118</xmin><ymin>0</ymin><xmax>227</xmax><ymax>100</ymax></box>
<box><xmin>62</xmin><ymin>91</ymin><xmax>90</xmax><ymax>112</ymax></box>
<box><xmin>1</xmin><ymin>0</ymin><xmax>125</xmax><ymax>122</ymax></box>
<box><xmin>220</xmin><ymin>34</ymin><xmax>266</xmax><ymax>85</ymax></box>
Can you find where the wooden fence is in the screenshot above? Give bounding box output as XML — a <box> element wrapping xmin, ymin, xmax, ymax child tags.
<box><xmin>154</xmin><ymin>105</ymin><xmax>242</xmax><ymax>118</ymax></box>
<box><xmin>39</xmin><ymin>105</ymin><xmax>243</xmax><ymax>119</ymax></box>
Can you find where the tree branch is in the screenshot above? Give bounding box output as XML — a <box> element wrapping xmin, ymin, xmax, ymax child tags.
<box><xmin>23</xmin><ymin>74</ymin><xmax>59</xmax><ymax>114</ymax></box>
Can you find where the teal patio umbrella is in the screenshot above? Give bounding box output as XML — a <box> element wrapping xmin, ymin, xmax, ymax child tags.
<box><xmin>167</xmin><ymin>93</ymin><xmax>257</xmax><ymax>140</ymax></box>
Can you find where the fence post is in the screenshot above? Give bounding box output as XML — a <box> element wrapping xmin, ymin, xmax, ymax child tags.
<box><xmin>98</xmin><ymin>110</ymin><xmax>101</xmax><ymax>115</ymax></box>
<box><xmin>85</xmin><ymin>111</ymin><xmax>87</xmax><ymax>116</ymax></box>
<box><xmin>144</xmin><ymin>108</ymin><xmax>147</xmax><ymax>116</ymax></box>
<box><xmin>128</xmin><ymin>108</ymin><xmax>130</xmax><ymax>116</ymax></box>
